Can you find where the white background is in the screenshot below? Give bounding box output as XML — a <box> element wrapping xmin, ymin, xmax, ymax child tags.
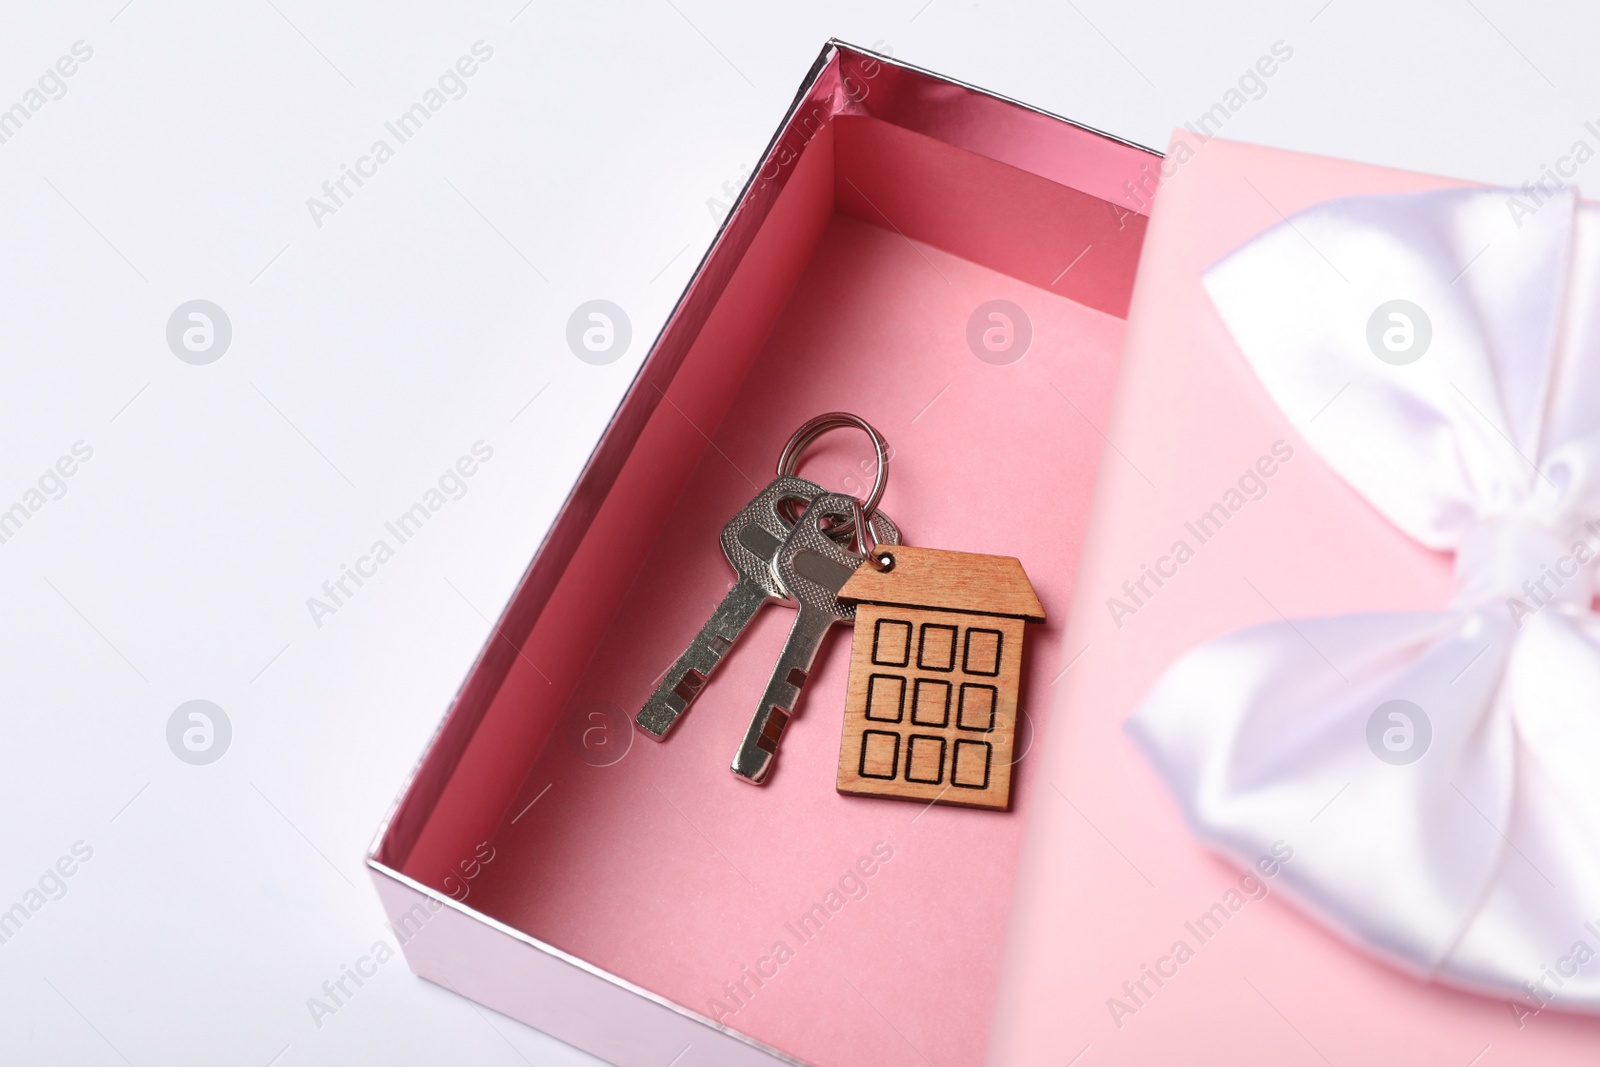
<box><xmin>0</xmin><ymin>1</ymin><xmax>1594</xmax><ymax>1064</ymax></box>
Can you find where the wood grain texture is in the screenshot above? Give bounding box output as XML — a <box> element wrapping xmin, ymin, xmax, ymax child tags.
<box><xmin>837</xmin><ymin>544</ymin><xmax>1045</xmax><ymax>621</ymax></box>
<box><xmin>835</xmin><ymin>547</ymin><xmax>1043</xmax><ymax>810</ymax></box>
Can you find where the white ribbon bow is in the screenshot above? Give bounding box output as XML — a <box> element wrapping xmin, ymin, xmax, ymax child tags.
<box><xmin>1128</xmin><ymin>185</ymin><xmax>1600</xmax><ymax>1012</ymax></box>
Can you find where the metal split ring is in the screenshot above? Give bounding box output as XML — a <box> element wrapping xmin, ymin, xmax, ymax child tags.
<box><xmin>775</xmin><ymin>412</ymin><xmax>891</xmax><ymax>539</ymax></box>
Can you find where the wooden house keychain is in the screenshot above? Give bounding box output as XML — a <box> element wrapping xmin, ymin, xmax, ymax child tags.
<box><xmin>833</xmin><ymin>538</ymin><xmax>1044</xmax><ymax>811</ymax></box>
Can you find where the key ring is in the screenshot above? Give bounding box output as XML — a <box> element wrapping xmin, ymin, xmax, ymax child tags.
<box><xmin>775</xmin><ymin>412</ymin><xmax>890</xmax><ymax>528</ymax></box>
<box><xmin>776</xmin><ymin>413</ymin><xmax>889</xmax><ymax>518</ymax></box>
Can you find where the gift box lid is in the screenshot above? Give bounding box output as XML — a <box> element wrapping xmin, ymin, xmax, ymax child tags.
<box><xmin>989</xmin><ymin>132</ymin><xmax>1600</xmax><ymax>1064</ymax></box>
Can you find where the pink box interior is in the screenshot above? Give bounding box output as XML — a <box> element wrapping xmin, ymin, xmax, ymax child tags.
<box><xmin>371</xmin><ymin>46</ymin><xmax>1157</xmax><ymax>1067</ymax></box>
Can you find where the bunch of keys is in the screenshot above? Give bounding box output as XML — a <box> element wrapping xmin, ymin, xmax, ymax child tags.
<box><xmin>636</xmin><ymin>412</ymin><xmax>1044</xmax><ymax>810</ymax></box>
<box><xmin>635</xmin><ymin>414</ymin><xmax>899</xmax><ymax>783</ymax></box>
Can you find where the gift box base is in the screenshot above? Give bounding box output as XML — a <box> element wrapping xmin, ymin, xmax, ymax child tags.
<box><xmin>369</xmin><ymin>42</ymin><xmax>1157</xmax><ymax>1067</ymax></box>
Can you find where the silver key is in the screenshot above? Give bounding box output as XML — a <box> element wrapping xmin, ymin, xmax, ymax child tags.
<box><xmin>636</xmin><ymin>475</ymin><xmax>824</xmax><ymax>740</ymax></box>
<box><xmin>731</xmin><ymin>492</ymin><xmax>900</xmax><ymax>783</ymax></box>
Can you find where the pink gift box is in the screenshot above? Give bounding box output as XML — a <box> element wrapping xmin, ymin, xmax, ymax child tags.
<box><xmin>989</xmin><ymin>134</ymin><xmax>1600</xmax><ymax>1063</ymax></box>
<box><xmin>366</xmin><ymin>41</ymin><xmax>1157</xmax><ymax>1067</ymax></box>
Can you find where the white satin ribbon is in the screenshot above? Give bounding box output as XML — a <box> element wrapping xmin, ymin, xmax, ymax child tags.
<box><xmin>1128</xmin><ymin>186</ymin><xmax>1600</xmax><ymax>1011</ymax></box>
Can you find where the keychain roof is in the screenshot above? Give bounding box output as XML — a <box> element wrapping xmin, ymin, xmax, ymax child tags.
<box><xmin>835</xmin><ymin>544</ymin><xmax>1045</xmax><ymax>811</ymax></box>
<box><xmin>836</xmin><ymin>545</ymin><xmax>1045</xmax><ymax>621</ymax></box>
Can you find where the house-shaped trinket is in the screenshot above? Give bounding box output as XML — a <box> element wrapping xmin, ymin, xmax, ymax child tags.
<box><xmin>835</xmin><ymin>545</ymin><xmax>1045</xmax><ymax>810</ymax></box>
